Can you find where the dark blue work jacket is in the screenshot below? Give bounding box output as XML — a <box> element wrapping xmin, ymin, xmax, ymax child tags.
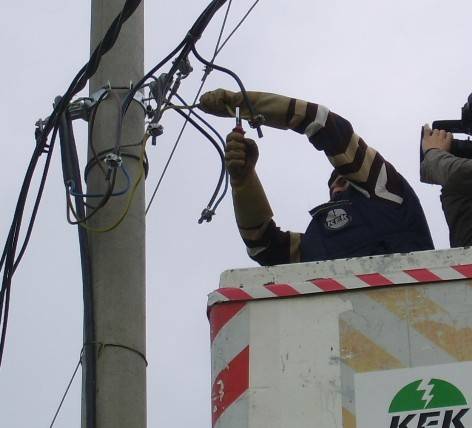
<box><xmin>300</xmin><ymin>181</ymin><xmax>434</xmax><ymax>262</ymax></box>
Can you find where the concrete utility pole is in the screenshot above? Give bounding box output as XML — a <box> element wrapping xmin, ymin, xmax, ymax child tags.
<box><xmin>84</xmin><ymin>1</ymin><xmax>146</xmax><ymax>427</ymax></box>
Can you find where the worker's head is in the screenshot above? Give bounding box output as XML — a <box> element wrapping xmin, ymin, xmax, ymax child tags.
<box><xmin>328</xmin><ymin>172</ymin><xmax>349</xmax><ymax>200</ymax></box>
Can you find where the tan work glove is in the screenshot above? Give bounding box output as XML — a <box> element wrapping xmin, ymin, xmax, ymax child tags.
<box><xmin>199</xmin><ymin>89</ymin><xmax>294</xmax><ymax>130</ymax></box>
<box><xmin>225</xmin><ymin>131</ymin><xmax>273</xmax><ymax>228</ymax></box>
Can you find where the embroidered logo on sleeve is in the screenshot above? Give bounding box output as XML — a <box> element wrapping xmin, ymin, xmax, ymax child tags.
<box><xmin>325</xmin><ymin>208</ymin><xmax>351</xmax><ymax>230</ymax></box>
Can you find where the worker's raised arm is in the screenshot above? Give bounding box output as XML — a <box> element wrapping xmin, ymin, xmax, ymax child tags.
<box><xmin>199</xmin><ymin>89</ymin><xmax>404</xmax><ymax>203</ymax></box>
<box><xmin>225</xmin><ymin>131</ymin><xmax>301</xmax><ymax>265</ymax></box>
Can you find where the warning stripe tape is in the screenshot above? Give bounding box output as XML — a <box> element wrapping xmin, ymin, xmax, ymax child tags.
<box><xmin>211</xmin><ymin>346</ymin><xmax>249</xmax><ymax>427</ymax></box>
<box><xmin>207</xmin><ymin>264</ymin><xmax>472</xmax><ymax>308</ymax></box>
<box><xmin>210</xmin><ymin>303</ymin><xmax>250</xmax><ymax>427</ymax></box>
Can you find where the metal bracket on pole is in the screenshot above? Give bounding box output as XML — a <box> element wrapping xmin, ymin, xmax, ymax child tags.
<box><xmin>36</xmin><ymin>84</ymin><xmax>148</xmax><ymax>136</ymax></box>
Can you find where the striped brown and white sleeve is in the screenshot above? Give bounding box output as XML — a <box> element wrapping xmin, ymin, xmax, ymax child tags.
<box><xmin>287</xmin><ymin>98</ymin><xmax>404</xmax><ymax>203</ymax></box>
<box><xmin>239</xmin><ymin>219</ymin><xmax>302</xmax><ymax>266</ymax></box>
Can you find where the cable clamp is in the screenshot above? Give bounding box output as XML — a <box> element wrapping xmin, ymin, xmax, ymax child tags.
<box><xmin>35</xmin><ymin>118</ymin><xmax>47</xmax><ymax>144</ymax></box>
<box><xmin>147</xmin><ymin>123</ymin><xmax>164</xmax><ymax>146</ymax></box>
<box><xmin>67</xmin><ymin>86</ymin><xmax>110</xmax><ymax>121</ymax></box>
<box><xmin>249</xmin><ymin>113</ymin><xmax>265</xmax><ymax>129</ymax></box>
<box><xmin>174</xmin><ymin>56</ymin><xmax>193</xmax><ymax>79</ymax></box>
<box><xmin>249</xmin><ymin>114</ymin><xmax>265</xmax><ymax>138</ymax></box>
<box><xmin>104</xmin><ymin>153</ymin><xmax>122</xmax><ymax>168</ymax></box>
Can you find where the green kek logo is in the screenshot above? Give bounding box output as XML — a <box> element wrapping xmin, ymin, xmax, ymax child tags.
<box><xmin>388</xmin><ymin>379</ymin><xmax>470</xmax><ymax>428</ymax></box>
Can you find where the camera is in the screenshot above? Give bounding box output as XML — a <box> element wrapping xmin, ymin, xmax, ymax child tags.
<box><xmin>431</xmin><ymin>92</ymin><xmax>472</xmax><ymax>158</ymax></box>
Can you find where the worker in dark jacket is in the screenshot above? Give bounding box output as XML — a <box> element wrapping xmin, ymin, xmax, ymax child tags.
<box><xmin>420</xmin><ymin>124</ymin><xmax>472</xmax><ymax>247</ymax></box>
<box><xmin>199</xmin><ymin>89</ymin><xmax>434</xmax><ymax>265</ymax></box>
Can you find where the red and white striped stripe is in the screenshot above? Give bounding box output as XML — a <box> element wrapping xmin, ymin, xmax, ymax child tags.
<box><xmin>208</xmin><ymin>263</ymin><xmax>472</xmax><ymax>307</ymax></box>
<box><xmin>210</xmin><ymin>302</ymin><xmax>250</xmax><ymax>428</ymax></box>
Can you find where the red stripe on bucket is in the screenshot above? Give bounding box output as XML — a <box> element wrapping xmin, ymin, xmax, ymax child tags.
<box><xmin>357</xmin><ymin>273</ymin><xmax>393</xmax><ymax>287</ymax></box>
<box><xmin>311</xmin><ymin>278</ymin><xmax>346</xmax><ymax>292</ymax></box>
<box><xmin>212</xmin><ymin>346</ymin><xmax>249</xmax><ymax>426</ymax></box>
<box><xmin>404</xmin><ymin>268</ymin><xmax>442</xmax><ymax>282</ymax></box>
<box><xmin>209</xmin><ymin>302</ymin><xmax>246</xmax><ymax>344</ymax></box>
<box><xmin>264</xmin><ymin>283</ymin><xmax>300</xmax><ymax>297</ymax></box>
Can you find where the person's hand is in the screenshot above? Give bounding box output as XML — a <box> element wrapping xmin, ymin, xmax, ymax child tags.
<box><xmin>199</xmin><ymin>89</ymin><xmax>237</xmax><ymax>118</ymax></box>
<box><xmin>199</xmin><ymin>89</ymin><xmax>293</xmax><ymax>129</ymax></box>
<box><xmin>422</xmin><ymin>124</ymin><xmax>452</xmax><ymax>153</ymax></box>
<box><xmin>225</xmin><ymin>131</ymin><xmax>259</xmax><ymax>187</ymax></box>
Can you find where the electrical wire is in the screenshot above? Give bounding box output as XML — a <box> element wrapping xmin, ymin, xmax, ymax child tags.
<box><xmin>122</xmin><ymin>0</ymin><xmax>232</xmax><ymax>121</ymax></box>
<box><xmin>145</xmin><ymin>0</ymin><xmax>262</xmax><ymax>214</ymax></box>
<box><xmin>65</xmin><ymin>169</ymin><xmax>117</xmax><ymax>226</ymax></box>
<box><xmin>69</xmin><ymin>134</ymin><xmax>149</xmax><ymax>233</ymax></box>
<box><xmin>173</xmin><ymin>93</ymin><xmax>229</xmax><ymax>212</ymax></box>
<box><xmin>40</xmin><ymin>0</ymin><xmax>144</xmax><ymax>150</ymax></box>
<box><xmin>56</xmin><ymin>106</ymin><xmax>97</xmax><ymax>428</ymax></box>
<box><xmin>0</xmin><ymin>0</ymin><xmax>145</xmax><ymax>307</ymax></box>
<box><xmin>145</xmin><ymin>0</ymin><xmax>234</xmax><ymax>215</ymax></box>
<box><xmin>1</xmin><ymin>0</ymin><xmax>144</xmax><ymax>289</ymax></box>
<box><xmin>191</xmin><ymin>45</ymin><xmax>259</xmax><ymax>128</ymax></box>
<box><xmin>161</xmin><ymin>103</ymin><xmax>199</xmax><ymax>113</ymax></box>
<box><xmin>214</xmin><ymin>0</ymin><xmax>260</xmax><ymax>56</ymax></box>
<box><xmin>69</xmin><ymin>165</ymin><xmax>130</xmax><ymax>198</ymax></box>
<box><xmin>88</xmin><ymin>89</ymin><xmax>110</xmax><ymax>176</ymax></box>
<box><xmin>65</xmin><ymin>88</ymin><xmax>137</xmax><ymax>224</ymax></box>
<box><xmin>121</xmin><ymin>39</ymin><xmax>188</xmax><ymax>118</ymax></box>
<box><xmin>173</xmin><ymin>96</ymin><xmax>226</xmax><ymax>148</ymax></box>
<box><xmin>172</xmin><ymin>108</ymin><xmax>225</xmax><ymax>208</ymax></box>
<box><xmin>1</xmin><ymin>5</ymin><xmax>249</xmax><ymax>428</ymax></box>
<box><xmin>84</xmin><ymin>150</ymin><xmax>148</xmax><ymax>181</ymax></box>
<box><xmin>49</xmin><ymin>351</ymin><xmax>83</xmax><ymax>428</ymax></box>
<box><xmin>0</xmin><ymin>126</ymin><xmax>58</xmax><ymax>366</ymax></box>
<box><xmin>212</xmin><ymin>0</ymin><xmax>233</xmax><ymax>58</ymax></box>
<box><xmin>1</xmin><ymin>5</ymin><xmax>146</xmax><ymax>428</ymax></box>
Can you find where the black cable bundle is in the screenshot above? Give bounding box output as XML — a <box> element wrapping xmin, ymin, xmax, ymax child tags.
<box><xmin>143</xmin><ymin>0</ymin><xmax>265</xmax><ymax>217</ymax></box>
<box><xmin>56</xmin><ymin>104</ymin><xmax>96</xmax><ymax>428</ymax></box>
<box><xmin>0</xmin><ymin>2</ymin><xmax>145</xmax><ymax>427</ymax></box>
<box><xmin>0</xmin><ymin>1</ymin><xmax>265</xmax><ymax>426</ymax></box>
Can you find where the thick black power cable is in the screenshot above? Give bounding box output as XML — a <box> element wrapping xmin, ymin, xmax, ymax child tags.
<box><xmin>145</xmin><ymin>0</ymin><xmax>233</xmax><ymax>214</ymax></box>
<box><xmin>0</xmin><ymin>0</ymin><xmax>144</xmax><ymax>317</ymax></box>
<box><xmin>0</xmin><ymin>132</ymin><xmax>57</xmax><ymax>363</ymax></box>
<box><xmin>122</xmin><ymin>40</ymin><xmax>188</xmax><ymax>117</ymax></box>
<box><xmin>57</xmin><ymin>108</ymin><xmax>96</xmax><ymax>428</ymax></box>
<box><xmin>35</xmin><ymin>0</ymin><xmax>144</xmax><ymax>189</ymax></box>
<box><xmin>0</xmin><ymin>126</ymin><xmax>58</xmax><ymax>366</ymax></box>
<box><xmin>0</xmin><ymin>7</ymin><xmax>146</xmax><ymax>428</ymax></box>
<box><xmin>173</xmin><ymin>108</ymin><xmax>225</xmax><ymax>209</ymax></box>
<box><xmin>146</xmin><ymin>0</ymin><xmax>264</xmax><ymax>215</ymax></box>
<box><xmin>174</xmin><ymin>93</ymin><xmax>229</xmax><ymax>212</ymax></box>
<box><xmin>1</xmin><ymin>2</ymin><xmax>234</xmax><ymax>424</ymax></box>
<box><xmin>122</xmin><ymin>0</ymin><xmax>229</xmax><ymax>119</ymax></box>
<box><xmin>0</xmin><ymin>0</ymin><xmax>147</xmax><ymax>283</ymax></box>
<box><xmin>48</xmin><ymin>3</ymin><xmax>140</xmax><ymax>131</ymax></box>
<box><xmin>0</xmin><ymin>0</ymin><xmax>144</xmax><ymax>305</ymax></box>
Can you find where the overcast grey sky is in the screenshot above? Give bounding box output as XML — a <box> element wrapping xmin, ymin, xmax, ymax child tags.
<box><xmin>1</xmin><ymin>1</ymin><xmax>471</xmax><ymax>427</ymax></box>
